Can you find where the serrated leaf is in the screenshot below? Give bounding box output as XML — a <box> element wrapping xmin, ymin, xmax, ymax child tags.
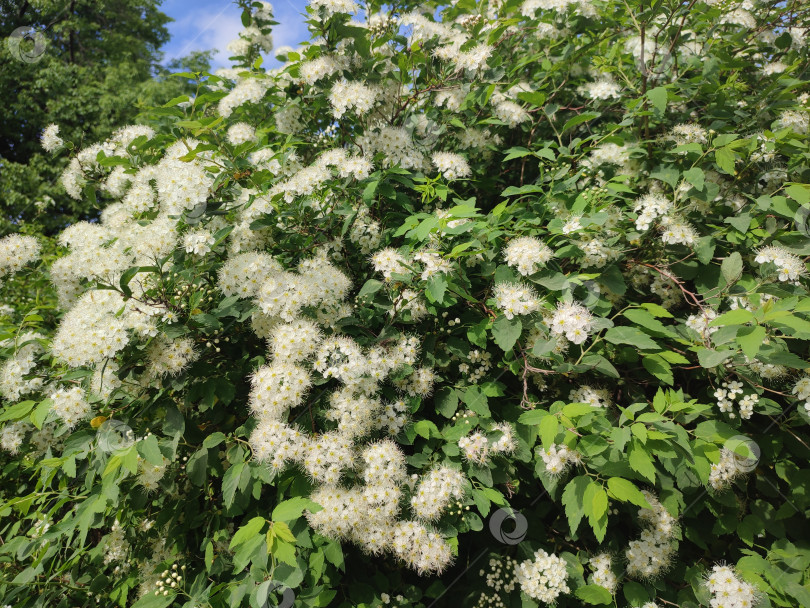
<box><xmin>607</xmin><ymin>477</ymin><xmax>652</xmax><ymax>509</ymax></box>
<box><xmin>230</xmin><ymin>516</ymin><xmax>265</xmax><ymax>550</ymax></box>
<box><xmin>642</xmin><ymin>355</ymin><xmax>673</xmax><ymax>385</ymax></box>
<box><xmin>647</xmin><ymin>86</ymin><xmax>667</xmax><ymax>114</ymax></box>
<box><xmin>628</xmin><ymin>440</ymin><xmax>656</xmax><ymax>483</ymax></box>
<box><xmin>271</xmin><ymin>496</ymin><xmax>323</xmax><ymax>522</ymax></box>
<box><xmin>561</xmin><ymin>476</ymin><xmax>590</xmax><ymax>536</ymax></box>
<box><xmin>539</xmin><ymin>415</ymin><xmax>558</xmax><ymax>448</ymax></box>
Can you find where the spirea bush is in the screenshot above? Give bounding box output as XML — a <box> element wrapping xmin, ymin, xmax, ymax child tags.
<box><xmin>1</xmin><ymin>0</ymin><xmax>810</xmax><ymax>606</ymax></box>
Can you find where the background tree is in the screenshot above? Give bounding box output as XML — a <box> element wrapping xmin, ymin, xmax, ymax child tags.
<box><xmin>0</xmin><ymin>0</ymin><xmax>211</xmax><ymax>233</ymax></box>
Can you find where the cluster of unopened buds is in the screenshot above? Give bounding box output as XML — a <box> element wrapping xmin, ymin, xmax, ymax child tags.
<box><xmin>154</xmin><ymin>564</ymin><xmax>185</xmax><ymax>596</ymax></box>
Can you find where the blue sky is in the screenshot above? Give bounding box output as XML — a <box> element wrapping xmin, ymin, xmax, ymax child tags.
<box><xmin>159</xmin><ymin>0</ymin><xmax>310</xmax><ymax>70</ymax></box>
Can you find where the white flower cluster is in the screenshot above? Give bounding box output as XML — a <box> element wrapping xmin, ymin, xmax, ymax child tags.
<box><xmin>431</xmin><ymin>151</ymin><xmax>471</xmax><ymax>180</ymax></box>
<box><xmin>583</xmin><ymin>142</ymin><xmax>631</xmax><ymax>168</ymax></box>
<box><xmin>183</xmin><ymin>229</ymin><xmax>215</xmax><ymax>256</ymax></box>
<box><xmin>358</xmin><ymin>125</ymin><xmax>423</xmax><ymax>170</ymax></box>
<box><xmin>578</xmin><ymin>237</ymin><xmax>620</xmax><ymax>268</ymax></box>
<box><xmin>371</xmin><ymin>248</ymin><xmax>409</xmax><ymax>281</ymax></box>
<box><xmin>0</xmin><ymin>234</ymin><xmax>40</xmax><ymax>280</ymax></box>
<box><xmin>569</xmin><ymin>385</ymin><xmax>611</xmax><ymax>408</ymax></box>
<box><xmin>514</xmin><ymin>549</ymin><xmax>570</xmax><ymax>603</ymax></box>
<box><xmin>329</xmin><ymin>79</ymin><xmax>377</xmax><ymax>118</ymax></box>
<box><xmin>50</xmin><ymin>385</ymin><xmax>92</xmax><ymax>428</ymax></box>
<box><xmin>458</xmin><ymin>423</ymin><xmax>516</xmax><ymax>464</ymax></box>
<box><xmin>714</xmin><ymin>381</ymin><xmax>758</xmax><ymax>419</ymax></box>
<box><xmin>754</xmin><ymin>245</ymin><xmax>806</xmax><ymax>283</ymax></box>
<box><xmin>705</xmin><ymin>564</ymin><xmax>758</xmax><ymax>608</ymax></box>
<box><xmin>458</xmin><ymin>348</ymin><xmax>492</xmax><ymax>384</ymax></box>
<box><xmin>410</xmin><ymin>466</ymin><xmax>466</xmax><ymax>520</ymax></box>
<box><xmin>791</xmin><ymin>375</ymin><xmax>810</xmax><ymax>414</ymax></box>
<box><xmin>539</xmin><ymin>443</ymin><xmax>581</xmax><ymax>476</ymax></box>
<box><xmin>588</xmin><ymin>553</ymin><xmax>617</xmax><ymax>593</ymax></box>
<box><xmin>503</xmin><ymin>236</ymin><xmax>553</xmax><ymax>276</ymax></box>
<box><xmin>625</xmin><ymin>491</ymin><xmax>678</xmax><ymax>579</ymax></box>
<box><xmin>776</xmin><ymin>109</ymin><xmax>809</xmax><ymax>134</ymax></box>
<box><xmin>265</xmin><ymin>149</ymin><xmax>371</xmax><ymax>205</ymax></box>
<box><xmin>0</xmin><ymin>421</ymin><xmax>29</xmax><ymax>454</ymax></box>
<box><xmin>309</xmin><ymin>0</ymin><xmax>358</xmax><ymax>18</ymax></box>
<box><xmin>685</xmin><ymin>309</ymin><xmax>719</xmax><ymax>340</ymax></box>
<box><xmin>40</xmin><ymin>123</ymin><xmax>63</xmax><ymax>152</ymax></box>
<box><xmin>226</xmin><ymin>122</ymin><xmax>257</xmax><ymax>145</ymax></box>
<box><xmin>146</xmin><ymin>337</ymin><xmax>198</xmax><ymax>378</ymax></box>
<box><xmin>218</xmin><ymin>249</ymin><xmax>461</xmax><ymax>573</ymax></box>
<box><xmin>348</xmin><ymin>206</ymin><xmax>382</xmax><ymax>254</ymax></box>
<box><xmin>103</xmin><ymin>520</ymin><xmax>130</xmax><ymax>565</ymax></box>
<box><xmin>709</xmin><ymin>447</ymin><xmax>756</xmax><ymax>491</ymax></box>
<box><xmin>633</xmin><ymin>193</ymin><xmax>672</xmax><ymax>231</ymax></box>
<box><xmin>475</xmin><ymin>556</ymin><xmax>518</xmax><ymax>608</ymax></box>
<box><xmin>660</xmin><ymin>216</ymin><xmax>698</xmax><ymax>247</ymax></box>
<box><xmin>580</xmin><ymin>76</ymin><xmax>622</xmax><ymax>100</ymax></box>
<box><xmin>218</xmin><ymin>76</ymin><xmax>270</xmax><ymax>117</ymax></box>
<box><xmin>548</xmin><ymin>301</ymin><xmax>594</xmax><ymax>345</ymax></box>
<box><xmin>0</xmin><ymin>331</ymin><xmax>45</xmax><ymax>401</ymax></box>
<box><xmin>669</xmin><ymin>123</ymin><xmax>708</xmax><ymax>146</ymax></box>
<box><xmin>493</xmin><ymin>282</ymin><xmax>541</xmax><ymax>320</ymax></box>
<box><xmin>138</xmin><ymin>453</ymin><xmax>169</xmax><ymax>492</ymax></box>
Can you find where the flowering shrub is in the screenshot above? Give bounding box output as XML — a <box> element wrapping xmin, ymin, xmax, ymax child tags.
<box><xmin>1</xmin><ymin>0</ymin><xmax>810</xmax><ymax>607</ymax></box>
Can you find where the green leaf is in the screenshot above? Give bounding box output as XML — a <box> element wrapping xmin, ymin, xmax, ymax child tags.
<box><xmin>604</xmin><ymin>326</ymin><xmax>659</xmax><ymax>350</ymax></box>
<box><xmin>222</xmin><ymin>462</ymin><xmax>246</xmax><ymax>508</ymax></box>
<box><xmin>622</xmin><ymin>581</ymin><xmax>649</xmax><ymax>605</ymax></box>
<box><xmin>425</xmin><ymin>274</ymin><xmax>448</xmax><ymax>304</ymax></box>
<box><xmin>0</xmin><ymin>400</ymin><xmax>36</xmax><ymax>422</ymax></box>
<box><xmin>203</xmin><ymin>432</ymin><xmax>227</xmax><ymax>449</ymax></box>
<box><xmin>709</xmin><ymin>308</ymin><xmax>755</xmax><ymax>327</ymax></box>
<box><xmin>575</xmin><ymin>584</ymin><xmax>613</xmax><ymax>605</ymax></box>
<box><xmin>561</xmin><ymin>112</ymin><xmax>600</xmax><ymax>134</ymax></box>
<box><xmin>561</xmin><ymin>476</ymin><xmax>590</xmax><ymax>536</ymax></box>
<box><xmin>580</xmin><ymin>353</ymin><xmax>619</xmax><ymax>378</ymax></box>
<box><xmin>786</xmin><ymin>183</ymin><xmax>810</xmax><ymax>205</ymax></box>
<box><xmin>230</xmin><ymin>516</ymin><xmax>266</xmax><ymax>550</ymax></box>
<box><xmin>683</xmin><ymin>167</ymin><xmax>705</xmax><ymax>190</ymax></box>
<box><xmin>715</xmin><ymin>146</ymin><xmax>736</xmax><ymax>175</ymax></box>
<box><xmin>435</xmin><ymin>388</ymin><xmax>458</xmax><ymax>418</ymax></box>
<box><xmin>492</xmin><ymin>315</ymin><xmax>523</xmax><ymax>351</ymax></box>
<box><xmin>606</xmin><ymin>477</ymin><xmax>652</xmax><ymax>509</ymax></box>
<box><xmin>721</xmin><ymin>252</ymin><xmax>743</xmax><ymax>284</ymax></box>
<box><xmin>647</xmin><ymin>86</ymin><xmax>667</xmax><ymax>114</ymax></box>
<box><xmin>628</xmin><ymin>440</ymin><xmax>656</xmax><ymax>483</ymax></box>
<box><xmin>539</xmin><ymin>415</ymin><xmax>558</xmax><ymax>448</ymax></box>
<box><xmin>137</xmin><ymin>435</ymin><xmax>164</xmax><ymax>466</ymax></box>
<box><xmin>462</xmin><ymin>386</ymin><xmax>491</xmax><ymax>417</ymax></box>
<box><xmin>642</xmin><ymin>355</ymin><xmax>673</xmax><ymax>385</ymax></box>
<box><xmin>356</xmin><ymin>279</ymin><xmax>383</xmax><ymax>301</ymax></box>
<box><xmin>271</xmin><ymin>496</ymin><xmax>323</xmax><ymax>522</ymax></box>
<box><xmin>696</xmin><ymin>347</ymin><xmax>733</xmax><ymax>369</ymax></box>
<box><xmin>187</xmin><ymin>449</ymin><xmax>208</xmax><ymax>486</ymax></box>
<box><xmin>583</xmin><ymin>482</ymin><xmax>608</xmax><ymax>542</ymax></box>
